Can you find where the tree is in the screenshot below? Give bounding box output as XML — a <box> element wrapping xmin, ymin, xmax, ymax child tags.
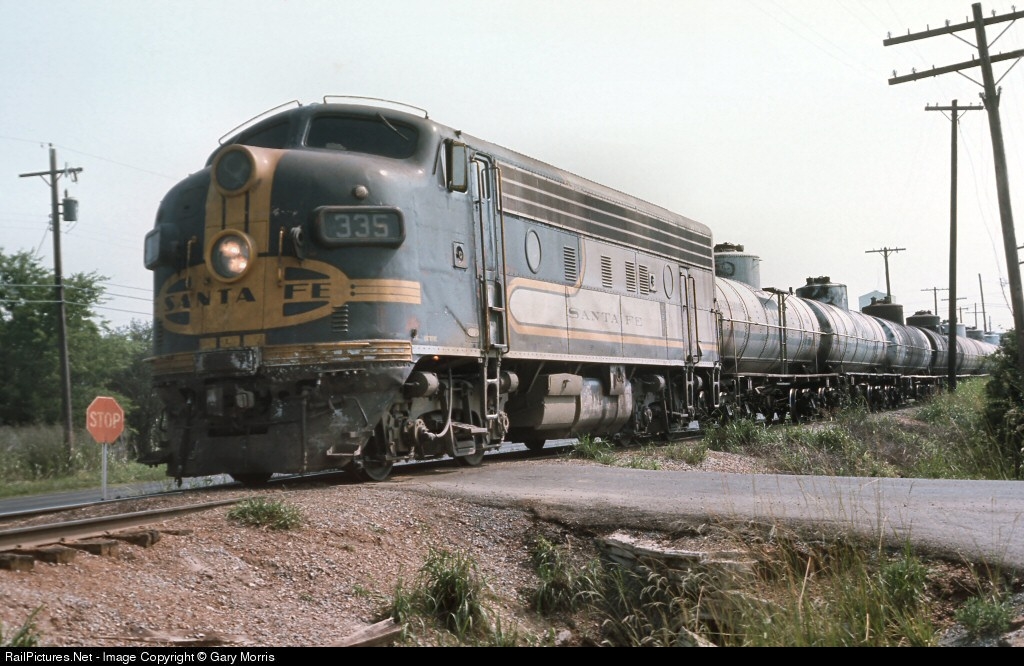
<box><xmin>0</xmin><ymin>249</ymin><xmax>73</xmax><ymax>425</ymax></box>
<box><xmin>983</xmin><ymin>331</ymin><xmax>1024</xmax><ymax>479</ymax></box>
<box><xmin>102</xmin><ymin>319</ymin><xmax>160</xmax><ymax>453</ymax></box>
<box><xmin>0</xmin><ymin>248</ymin><xmax>132</xmax><ymax>428</ymax></box>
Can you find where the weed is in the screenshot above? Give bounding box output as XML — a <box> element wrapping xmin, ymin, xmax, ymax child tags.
<box><xmin>0</xmin><ymin>607</ymin><xmax>41</xmax><ymax>647</ymax></box>
<box><xmin>954</xmin><ymin>594</ymin><xmax>1014</xmax><ymax>638</ymax></box>
<box><xmin>528</xmin><ymin>535</ymin><xmax>599</xmax><ymax>614</ymax></box>
<box><xmin>570</xmin><ymin>435</ymin><xmax>616</xmax><ymax>465</ymax></box>
<box><xmin>415</xmin><ymin>547</ymin><xmax>489</xmax><ymax>637</ymax></box>
<box><xmin>661</xmin><ymin>439</ymin><xmax>709</xmax><ymax>466</ymax></box>
<box><xmin>227</xmin><ymin>497</ymin><xmax>303</xmax><ymax>530</ymax></box>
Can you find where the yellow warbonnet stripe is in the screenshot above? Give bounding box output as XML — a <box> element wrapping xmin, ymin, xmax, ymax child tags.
<box><xmin>349</xmin><ymin>280</ymin><xmax>421</xmax><ymax>303</ymax></box>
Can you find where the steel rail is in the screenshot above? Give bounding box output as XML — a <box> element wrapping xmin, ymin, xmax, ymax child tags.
<box><xmin>0</xmin><ymin>499</ymin><xmax>240</xmax><ymax>551</ymax></box>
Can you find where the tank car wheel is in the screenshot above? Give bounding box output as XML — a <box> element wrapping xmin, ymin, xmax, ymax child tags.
<box><xmin>231</xmin><ymin>472</ymin><xmax>272</xmax><ymax>487</ymax></box>
<box><xmin>788</xmin><ymin>389</ymin><xmax>803</xmax><ymax>424</ymax></box>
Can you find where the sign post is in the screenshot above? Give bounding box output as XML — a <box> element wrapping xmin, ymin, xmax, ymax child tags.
<box><xmin>86</xmin><ymin>396</ymin><xmax>125</xmax><ymax>500</ymax></box>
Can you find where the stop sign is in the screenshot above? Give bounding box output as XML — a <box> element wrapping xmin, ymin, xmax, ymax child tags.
<box><xmin>86</xmin><ymin>396</ymin><xmax>125</xmax><ymax>444</ymax></box>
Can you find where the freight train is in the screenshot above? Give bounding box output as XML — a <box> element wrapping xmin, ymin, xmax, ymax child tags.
<box><xmin>141</xmin><ymin>97</ymin><xmax>998</xmax><ymax>484</ymax></box>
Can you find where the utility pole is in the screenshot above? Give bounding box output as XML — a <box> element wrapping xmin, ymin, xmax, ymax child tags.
<box><xmin>885</xmin><ymin>3</ymin><xmax>1024</xmax><ymax>375</ymax></box>
<box><xmin>18</xmin><ymin>145</ymin><xmax>83</xmax><ymax>458</ymax></box>
<box><xmin>979</xmin><ymin>273</ymin><xmax>988</xmax><ymax>333</ymax></box>
<box><xmin>942</xmin><ymin>295</ymin><xmax>968</xmax><ymax>321</ymax></box>
<box><xmin>922</xmin><ymin>286</ymin><xmax>948</xmax><ymax>314</ymax></box>
<box><xmin>927</xmin><ymin>100</ymin><xmax>982</xmax><ymax>390</ymax></box>
<box><xmin>865</xmin><ymin>247</ymin><xmax>905</xmax><ymax>302</ymax></box>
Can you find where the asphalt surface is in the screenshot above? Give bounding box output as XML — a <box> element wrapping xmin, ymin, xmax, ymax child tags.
<box><xmin>4</xmin><ymin>458</ymin><xmax>1021</xmax><ymax>574</ymax></box>
<box><xmin>396</xmin><ymin>463</ymin><xmax>1024</xmax><ymax>572</ymax></box>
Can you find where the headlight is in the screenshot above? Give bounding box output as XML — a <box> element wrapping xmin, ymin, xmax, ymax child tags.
<box><xmin>212</xmin><ymin>146</ymin><xmax>256</xmax><ymax>195</ymax></box>
<box><xmin>207</xmin><ymin>230</ymin><xmax>254</xmax><ymax>282</ymax></box>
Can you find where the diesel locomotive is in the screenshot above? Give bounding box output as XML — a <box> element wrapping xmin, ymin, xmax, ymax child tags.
<box><xmin>141</xmin><ymin>97</ymin><xmax>996</xmax><ymax>484</ymax></box>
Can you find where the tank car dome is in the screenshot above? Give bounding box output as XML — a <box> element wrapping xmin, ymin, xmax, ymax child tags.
<box><xmin>938</xmin><ymin>321</ymin><xmax>968</xmax><ymax>337</ymax></box>
<box><xmin>795</xmin><ymin>276</ymin><xmax>849</xmax><ymax>310</ymax></box>
<box><xmin>713</xmin><ymin>242</ymin><xmax>761</xmax><ymax>289</ymax></box>
<box><xmin>906</xmin><ymin>310</ymin><xmax>941</xmax><ymax>332</ymax></box>
<box><xmin>862</xmin><ymin>298</ymin><xmax>905</xmax><ymax>325</ymax></box>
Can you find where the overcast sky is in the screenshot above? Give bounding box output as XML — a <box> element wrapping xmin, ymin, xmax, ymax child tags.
<box><xmin>3</xmin><ymin>0</ymin><xmax>1023</xmax><ymax>332</ymax></box>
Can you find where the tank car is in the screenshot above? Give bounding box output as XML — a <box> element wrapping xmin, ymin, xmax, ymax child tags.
<box><xmin>141</xmin><ymin>97</ymin><xmax>721</xmax><ymax>484</ymax></box>
<box><xmin>713</xmin><ymin>244</ymin><xmax>998</xmax><ymax>422</ymax></box>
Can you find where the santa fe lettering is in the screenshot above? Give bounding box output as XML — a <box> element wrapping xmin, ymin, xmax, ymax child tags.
<box><xmin>567</xmin><ymin>308</ymin><xmax>643</xmax><ymax>327</ymax></box>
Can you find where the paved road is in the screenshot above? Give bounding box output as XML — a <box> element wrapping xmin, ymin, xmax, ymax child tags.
<box><xmin>398</xmin><ymin>462</ymin><xmax>1024</xmax><ymax>572</ymax></box>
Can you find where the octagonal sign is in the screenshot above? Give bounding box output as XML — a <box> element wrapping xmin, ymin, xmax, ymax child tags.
<box><xmin>86</xmin><ymin>396</ymin><xmax>125</xmax><ymax>444</ymax></box>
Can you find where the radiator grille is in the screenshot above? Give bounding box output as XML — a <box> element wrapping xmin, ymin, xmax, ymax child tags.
<box><xmin>601</xmin><ymin>255</ymin><xmax>613</xmax><ymax>289</ymax></box>
<box><xmin>563</xmin><ymin>246</ymin><xmax>579</xmax><ymax>283</ymax></box>
<box><xmin>331</xmin><ymin>304</ymin><xmax>350</xmax><ymax>333</ymax></box>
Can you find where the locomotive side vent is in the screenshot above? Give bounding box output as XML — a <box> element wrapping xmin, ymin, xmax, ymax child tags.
<box><xmin>563</xmin><ymin>246</ymin><xmax>579</xmax><ymax>283</ymax></box>
<box><xmin>625</xmin><ymin>262</ymin><xmax>638</xmax><ymax>293</ymax></box>
<box><xmin>639</xmin><ymin>265</ymin><xmax>651</xmax><ymax>295</ymax></box>
<box><xmin>331</xmin><ymin>304</ymin><xmax>350</xmax><ymax>332</ymax></box>
<box><xmin>601</xmin><ymin>255</ymin><xmax>613</xmax><ymax>289</ymax></box>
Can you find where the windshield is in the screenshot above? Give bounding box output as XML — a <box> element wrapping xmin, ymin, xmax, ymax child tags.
<box><xmin>305</xmin><ymin>115</ymin><xmax>419</xmax><ymax>158</ymax></box>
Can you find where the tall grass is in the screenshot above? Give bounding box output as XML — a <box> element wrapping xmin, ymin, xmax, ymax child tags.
<box><xmin>390</xmin><ymin>546</ymin><xmax>526</xmax><ymax>646</ymax></box>
<box><xmin>524</xmin><ymin>527</ymin><xmax>1006</xmax><ymax>647</ymax></box>
<box><xmin>0</xmin><ymin>424</ymin><xmax>166</xmax><ymax>497</ymax></box>
<box><xmin>700</xmin><ymin>378</ymin><xmax>1014</xmax><ymax>480</ymax></box>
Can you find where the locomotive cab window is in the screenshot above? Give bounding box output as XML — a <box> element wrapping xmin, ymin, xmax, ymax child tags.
<box><xmin>236</xmin><ymin>122</ymin><xmax>291</xmax><ymax>149</ymax></box>
<box><xmin>306</xmin><ymin>115</ymin><xmax>419</xmax><ymax>158</ymax></box>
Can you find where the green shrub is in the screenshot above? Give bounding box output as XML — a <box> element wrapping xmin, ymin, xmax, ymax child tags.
<box><xmin>982</xmin><ymin>333</ymin><xmax>1024</xmax><ymax>478</ymax></box>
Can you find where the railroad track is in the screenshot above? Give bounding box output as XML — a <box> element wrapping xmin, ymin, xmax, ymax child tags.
<box><xmin>0</xmin><ymin>498</ymin><xmax>240</xmax><ymax>553</ymax></box>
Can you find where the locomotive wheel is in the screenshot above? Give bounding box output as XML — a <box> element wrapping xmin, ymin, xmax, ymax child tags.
<box><xmin>355</xmin><ymin>424</ymin><xmax>394</xmax><ymax>482</ymax></box>
<box><xmin>454</xmin><ymin>413</ymin><xmax>486</xmax><ymax>467</ymax></box>
<box><xmin>231</xmin><ymin>472</ymin><xmax>272</xmax><ymax>487</ymax></box>
<box><xmin>358</xmin><ymin>457</ymin><xmax>394</xmax><ymax>482</ymax></box>
<box><xmin>455</xmin><ymin>446</ymin><xmax>485</xmax><ymax>467</ymax></box>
